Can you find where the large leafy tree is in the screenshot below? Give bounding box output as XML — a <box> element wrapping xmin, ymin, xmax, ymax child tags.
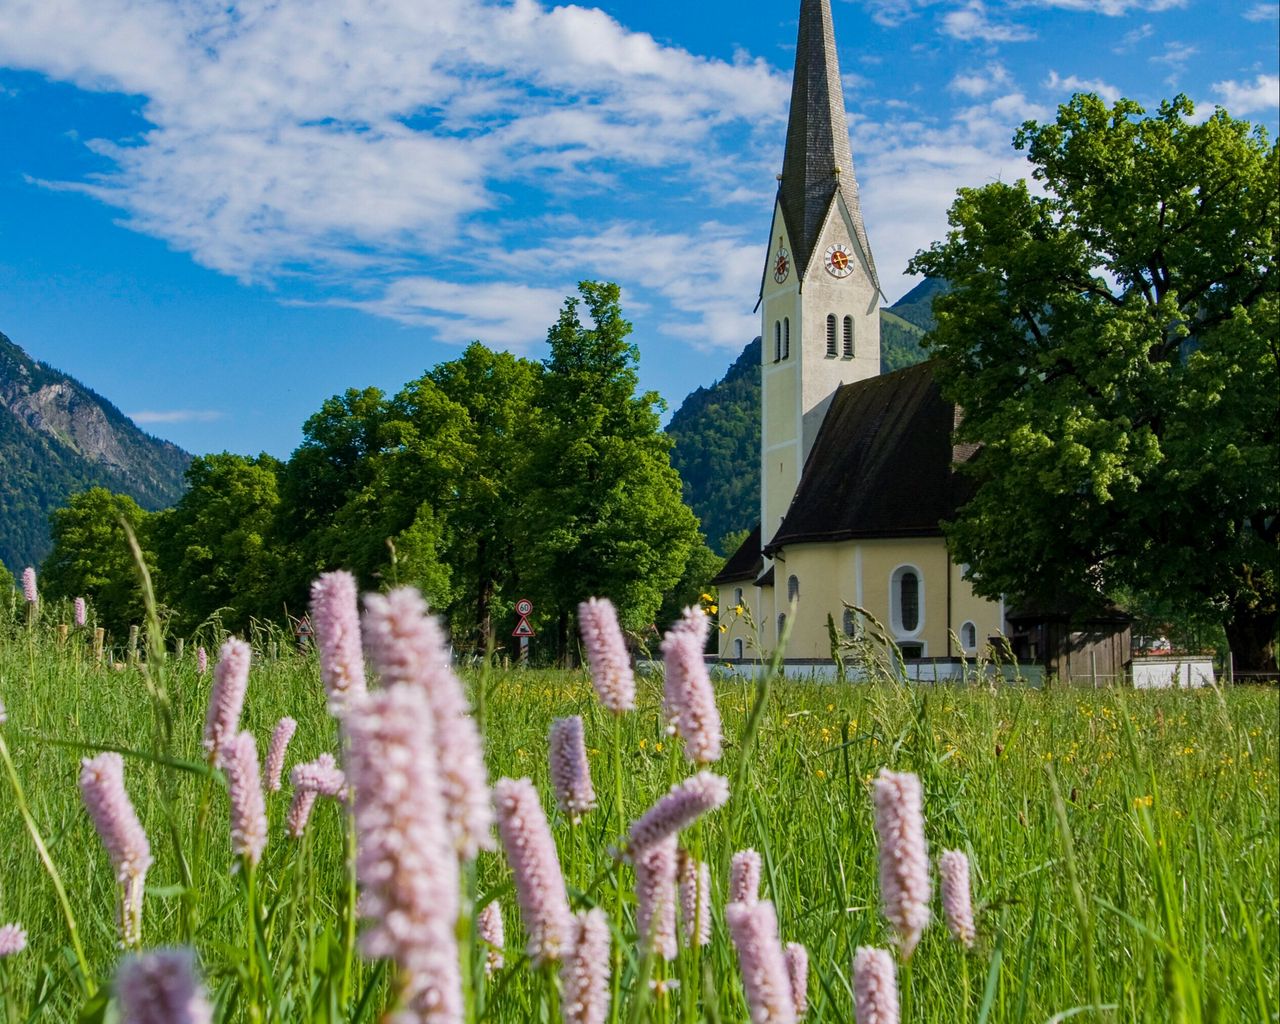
<box><xmin>910</xmin><ymin>95</ymin><xmax>1278</xmax><ymax>673</ymax></box>
<box><xmin>41</xmin><ymin>487</ymin><xmax>150</xmax><ymax>637</ymax></box>
<box><xmin>523</xmin><ymin>281</ymin><xmax>700</xmax><ymax>660</ymax></box>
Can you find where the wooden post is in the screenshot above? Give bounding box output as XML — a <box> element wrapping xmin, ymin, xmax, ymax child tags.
<box><xmin>93</xmin><ymin>627</ymin><xmax>105</xmax><ymax>663</ymax></box>
<box><xmin>1091</xmin><ymin>650</ymin><xmax>1098</xmax><ymax>689</ymax></box>
<box><xmin>128</xmin><ymin>625</ymin><xmax>139</xmax><ymax>665</ymax></box>
<box><xmin>57</xmin><ymin>623</ymin><xmax>68</xmax><ymax>645</ymax></box>
<box><xmin>175</xmin><ymin>637</ymin><xmax>185</xmax><ymax>660</ymax></box>
<box><xmin>1227</xmin><ymin>651</ymin><xmax>1234</xmax><ymax>686</ymax></box>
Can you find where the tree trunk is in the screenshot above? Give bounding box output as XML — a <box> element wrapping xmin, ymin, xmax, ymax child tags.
<box><xmin>474</xmin><ymin>572</ymin><xmax>495</xmax><ymax>656</ymax></box>
<box><xmin>557</xmin><ymin>610</ymin><xmax>570</xmax><ymax>668</ymax></box>
<box><xmin>1223</xmin><ymin>601</ymin><xmax>1278</xmax><ymax>679</ymax></box>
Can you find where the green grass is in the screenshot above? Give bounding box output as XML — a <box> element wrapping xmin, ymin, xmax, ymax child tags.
<box><xmin>0</xmin><ymin>619</ymin><xmax>1276</xmax><ymax>1022</ymax></box>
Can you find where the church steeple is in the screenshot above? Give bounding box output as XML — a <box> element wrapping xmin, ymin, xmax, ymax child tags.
<box><xmin>778</xmin><ymin>0</ymin><xmax>878</xmax><ymax>292</ymax></box>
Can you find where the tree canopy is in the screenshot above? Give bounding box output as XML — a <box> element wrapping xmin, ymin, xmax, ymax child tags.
<box><xmin>909</xmin><ymin>94</ymin><xmax>1278</xmax><ymax>672</ymax></box>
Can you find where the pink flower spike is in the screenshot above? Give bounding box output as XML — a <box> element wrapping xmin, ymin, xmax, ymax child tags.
<box><xmin>0</xmin><ymin>923</ymin><xmax>26</xmax><ymax>957</ymax></box>
<box><xmin>730</xmin><ymin>849</ymin><xmax>763</xmax><ymax>904</ymax></box>
<box><xmin>310</xmin><ymin>571</ymin><xmax>367</xmax><ymax>715</ymax></box>
<box><xmin>265</xmin><ymin>717</ymin><xmax>297</xmax><ymax>792</ymax></box>
<box><xmin>661</xmin><ymin>608</ymin><xmax>722</xmax><ymax>763</ymax></box>
<box><xmin>286</xmin><ymin>753</ymin><xmax>346</xmax><ymax>838</ymax></box>
<box><xmin>853</xmin><ymin>947</ymin><xmax>899</xmax><ymax>1024</ymax></box>
<box><xmin>21</xmin><ymin>567</ymin><xmax>36</xmax><ymax>603</ymax></box>
<box><xmin>478</xmin><ymin>901</ymin><xmax>505</xmax><ymax>977</ymax></box>
<box><xmin>784</xmin><ymin>942</ymin><xmax>809</xmax><ymax>1018</ymax></box>
<box><xmin>362</xmin><ymin>587</ymin><xmax>493</xmax><ymax>858</ymax></box>
<box><xmin>678</xmin><ymin>849</ymin><xmax>712</xmax><ymax>947</ymax></box>
<box><xmin>492</xmin><ymin>777</ymin><xmax>572</xmax><ymax>965</ymax></box>
<box><xmin>725</xmin><ymin>899</ymin><xmax>796</xmax><ymax>1024</ymax></box>
<box><xmin>560</xmin><ymin>908</ymin><xmax>612</xmax><ymax>1024</ymax></box>
<box><xmin>202</xmin><ymin>638</ymin><xmax>251</xmax><ymax>762</ymax></box>
<box><xmin>196</xmin><ymin>646</ymin><xmax>208</xmax><ymax>675</ymax></box>
<box><xmin>578</xmin><ymin>597</ymin><xmax>635</xmax><ymax>713</ymax></box>
<box><xmin>115</xmin><ymin>947</ymin><xmax>213</xmax><ymax>1024</ymax></box>
<box><xmin>221</xmin><ymin>732</ymin><xmax>268</xmax><ymax>869</ymax></box>
<box><xmin>940</xmin><ymin>849</ymin><xmax>977</xmax><ymax>948</ymax></box>
<box><xmin>74</xmin><ymin>597</ymin><xmax>86</xmax><ymax>627</ymax></box>
<box><xmin>344</xmin><ymin>685</ymin><xmax>462</xmax><ymax>1021</ymax></box>
<box><xmin>871</xmin><ymin>768</ymin><xmax>931</xmax><ymax>960</ymax></box>
<box><xmin>627</xmin><ymin>771</ymin><xmax>729</xmax><ymax>857</ymax></box>
<box><xmin>549</xmin><ymin>716</ymin><xmax>596</xmax><ymax>820</ymax></box>
<box><xmin>79</xmin><ymin>752</ymin><xmax>152</xmax><ymax>946</ymax></box>
<box><xmin>635</xmin><ymin>836</ymin><xmax>678</xmax><ymax>961</ymax></box>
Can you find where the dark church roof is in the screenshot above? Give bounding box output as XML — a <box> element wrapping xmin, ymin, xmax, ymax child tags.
<box><xmin>711</xmin><ymin>522</ymin><xmax>763</xmax><ymax>585</ymax></box>
<box><xmin>762</xmin><ymin>361</ymin><xmax>977</xmax><ymax>554</ymax></box>
<box><xmin>777</xmin><ymin>0</ymin><xmax>878</xmax><ymax>291</ymax></box>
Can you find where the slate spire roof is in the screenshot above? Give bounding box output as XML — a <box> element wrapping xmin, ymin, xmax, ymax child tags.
<box><xmin>778</xmin><ymin>0</ymin><xmax>878</xmax><ymax>292</ymax></box>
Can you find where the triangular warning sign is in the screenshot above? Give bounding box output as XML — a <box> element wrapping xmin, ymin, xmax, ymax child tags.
<box><xmin>512</xmin><ymin>616</ymin><xmax>535</xmax><ymax>638</ymax></box>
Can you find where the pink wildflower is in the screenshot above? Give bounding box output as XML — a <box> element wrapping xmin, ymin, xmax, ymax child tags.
<box><xmin>265</xmin><ymin>717</ymin><xmax>297</xmax><ymax>792</ymax></box>
<box><xmin>362</xmin><ymin>587</ymin><xmax>493</xmax><ymax>859</ymax></box>
<box><xmin>345</xmin><ymin>685</ymin><xmax>462</xmax><ymax>1021</ymax></box>
<box><xmin>74</xmin><ymin>597</ymin><xmax>86</xmax><ymax>627</ymax></box>
<box><xmin>661</xmin><ymin>607</ymin><xmax>722</xmax><ymax>763</ymax></box>
<box><xmin>310</xmin><ymin>571</ymin><xmax>367</xmax><ymax>715</ymax></box>
<box><xmin>635</xmin><ymin>836</ymin><xmax>678</xmax><ymax>961</ymax></box>
<box><xmin>221</xmin><ymin>732</ymin><xmax>268</xmax><ymax>869</ymax></box>
<box><xmin>872</xmin><ymin>769</ymin><xmax>931</xmax><ymax>959</ymax></box>
<box><xmin>115</xmin><ymin>947</ymin><xmax>213</xmax><ymax>1024</ymax></box>
<box><xmin>560</xmin><ymin>908</ymin><xmax>612</xmax><ymax>1024</ymax></box>
<box><xmin>578</xmin><ymin>597</ymin><xmax>635</xmax><ymax>713</ymax></box>
<box><xmin>21</xmin><ymin>567</ymin><xmax>35</xmax><ymax>603</ymax></box>
<box><xmin>852</xmin><ymin>947</ymin><xmax>899</xmax><ymax>1024</ymax></box>
<box><xmin>196</xmin><ymin>646</ymin><xmax>207</xmax><ymax>675</ymax></box>
<box><xmin>939</xmin><ymin>849</ymin><xmax>977</xmax><ymax>948</ymax></box>
<box><xmin>477</xmin><ymin>901</ymin><xmax>505</xmax><ymax>977</ymax></box>
<box><xmin>678</xmin><ymin>849</ymin><xmax>712</xmax><ymax>947</ymax></box>
<box><xmin>730</xmin><ymin>849</ymin><xmax>763</xmax><ymax>904</ymax></box>
<box><xmin>79</xmin><ymin>752</ymin><xmax>152</xmax><ymax>946</ymax></box>
<box><xmin>549</xmin><ymin>716</ymin><xmax>596</xmax><ymax>820</ymax></box>
<box><xmin>492</xmin><ymin>777</ymin><xmax>572</xmax><ymax>965</ymax></box>
<box><xmin>0</xmin><ymin>697</ymin><xmax>6</xmax><ymax>725</ymax></box>
<box><xmin>0</xmin><ymin>923</ymin><xmax>26</xmax><ymax>957</ymax></box>
<box><xmin>784</xmin><ymin>942</ymin><xmax>809</xmax><ymax>1018</ymax></box>
<box><xmin>725</xmin><ymin>899</ymin><xmax>796</xmax><ymax>1024</ymax></box>
<box><xmin>201</xmin><ymin>638</ymin><xmax>251</xmax><ymax>761</ymax></box>
<box><xmin>627</xmin><ymin>771</ymin><xmax>729</xmax><ymax>857</ymax></box>
<box><xmin>285</xmin><ymin>753</ymin><xmax>346</xmax><ymax>838</ymax></box>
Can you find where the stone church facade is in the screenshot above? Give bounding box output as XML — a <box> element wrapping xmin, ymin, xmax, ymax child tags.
<box><xmin>713</xmin><ymin>0</ymin><xmax>1008</xmax><ymax>668</ymax></box>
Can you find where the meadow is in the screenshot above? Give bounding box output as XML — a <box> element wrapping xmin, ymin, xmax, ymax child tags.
<box><xmin>0</xmin><ymin>603</ymin><xmax>1276</xmax><ymax>1023</ymax></box>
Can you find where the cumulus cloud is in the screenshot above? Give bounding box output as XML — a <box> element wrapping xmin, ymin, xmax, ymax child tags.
<box><xmin>1242</xmin><ymin>2</ymin><xmax>1278</xmax><ymax>20</ymax></box>
<box><xmin>1212</xmin><ymin>74</ymin><xmax>1280</xmax><ymax>115</ymax></box>
<box><xmin>1045</xmin><ymin>70</ymin><xmax>1121</xmax><ymax>104</ymax></box>
<box><xmin>129</xmin><ymin>409</ymin><xmax>224</xmax><ymax>424</ymax></box>
<box><xmin>941</xmin><ymin>2</ymin><xmax>1036</xmax><ymax>43</ymax></box>
<box><xmin>949</xmin><ymin>63</ymin><xmax>1013</xmax><ymax>97</ymax></box>
<box><xmin>1025</xmin><ymin>0</ymin><xmax>1184</xmax><ymax>14</ymax></box>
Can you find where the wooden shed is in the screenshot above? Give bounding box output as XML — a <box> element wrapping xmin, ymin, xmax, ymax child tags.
<box><xmin>1004</xmin><ymin>604</ymin><xmax>1133</xmax><ymax>684</ymax></box>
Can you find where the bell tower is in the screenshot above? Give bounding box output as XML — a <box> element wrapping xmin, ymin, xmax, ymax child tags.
<box><xmin>760</xmin><ymin>0</ymin><xmax>881</xmax><ymax>548</ymax></box>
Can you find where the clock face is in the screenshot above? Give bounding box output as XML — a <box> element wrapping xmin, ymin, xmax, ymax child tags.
<box><xmin>773</xmin><ymin>247</ymin><xmax>790</xmax><ymax>283</ymax></box>
<box><xmin>824</xmin><ymin>243</ymin><xmax>853</xmax><ymax>278</ymax></box>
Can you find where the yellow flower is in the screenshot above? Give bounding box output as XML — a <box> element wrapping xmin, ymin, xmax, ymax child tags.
<box><xmin>1132</xmin><ymin>794</ymin><xmax>1153</xmax><ymax>809</ymax></box>
<box><xmin>700</xmin><ymin>593</ymin><xmax>713</xmax><ymax>602</ymax></box>
<box><xmin>719</xmin><ymin>623</ymin><xmax>728</xmax><ymax>633</ymax></box>
<box><xmin>734</xmin><ymin>604</ymin><xmax>745</xmax><ymax>616</ymax></box>
<box><xmin>709</xmin><ymin>604</ymin><xmax>718</xmax><ymax>614</ymax></box>
<box><xmin>638</xmin><ymin>738</ymin><xmax>647</xmax><ymax>750</ymax></box>
<box><xmin>654</xmin><ymin>742</ymin><xmax>664</xmax><ymax>753</ymax></box>
<box><xmin>815</xmin><ymin>769</ymin><xmax>827</xmax><ymax>779</ymax></box>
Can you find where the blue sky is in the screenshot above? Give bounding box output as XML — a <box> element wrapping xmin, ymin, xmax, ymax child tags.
<box><xmin>0</xmin><ymin>0</ymin><xmax>1275</xmax><ymax>458</ymax></box>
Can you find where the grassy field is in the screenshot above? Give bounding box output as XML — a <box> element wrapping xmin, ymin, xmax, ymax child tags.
<box><xmin>0</xmin><ymin>618</ymin><xmax>1276</xmax><ymax>1022</ymax></box>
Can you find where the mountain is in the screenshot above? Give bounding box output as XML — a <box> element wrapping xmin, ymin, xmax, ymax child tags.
<box><xmin>0</xmin><ymin>331</ymin><xmax>191</xmax><ymax>570</ymax></box>
<box><xmin>667</xmin><ymin>280</ymin><xmax>945</xmax><ymax>552</ymax></box>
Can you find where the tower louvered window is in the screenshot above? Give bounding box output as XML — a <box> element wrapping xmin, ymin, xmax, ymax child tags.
<box><xmin>826</xmin><ymin>314</ymin><xmax>838</xmax><ymax>356</ymax></box>
<box><xmin>774</xmin><ymin>321</ymin><xmax>782</xmax><ymax>362</ymax></box>
<box><xmin>783</xmin><ymin>318</ymin><xmax>791</xmax><ymax>359</ymax></box>
<box><xmin>843</xmin><ymin>316</ymin><xmax>854</xmax><ymax>357</ymax></box>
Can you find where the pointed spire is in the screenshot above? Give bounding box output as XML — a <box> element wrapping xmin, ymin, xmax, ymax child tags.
<box><xmin>778</xmin><ymin>0</ymin><xmax>878</xmax><ymax>291</ymax></box>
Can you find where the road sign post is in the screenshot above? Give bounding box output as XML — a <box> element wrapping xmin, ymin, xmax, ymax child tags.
<box><xmin>513</xmin><ymin>598</ymin><xmax>535</xmax><ymax>664</ymax></box>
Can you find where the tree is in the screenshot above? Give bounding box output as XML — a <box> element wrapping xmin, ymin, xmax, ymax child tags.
<box><xmin>40</xmin><ymin>487</ymin><xmax>150</xmax><ymax>637</ymax></box>
<box><xmin>909</xmin><ymin>94</ymin><xmax>1278</xmax><ymax>673</ymax></box>
<box><xmin>523</xmin><ymin>282</ymin><xmax>700</xmax><ymax>660</ymax></box>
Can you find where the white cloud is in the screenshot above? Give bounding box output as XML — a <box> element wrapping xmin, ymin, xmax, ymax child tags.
<box><xmin>1024</xmin><ymin>0</ymin><xmax>1184</xmax><ymax>14</ymax></box>
<box><xmin>1112</xmin><ymin>22</ymin><xmax>1154</xmax><ymax>53</ymax></box>
<box><xmin>949</xmin><ymin>63</ymin><xmax>1013</xmax><ymax>97</ymax></box>
<box><xmin>1045</xmin><ymin>70</ymin><xmax>1121</xmax><ymax>104</ymax></box>
<box><xmin>129</xmin><ymin>409</ymin><xmax>224</xmax><ymax>424</ymax></box>
<box><xmin>1243</xmin><ymin>2</ymin><xmax>1279</xmax><ymax>20</ymax></box>
<box><xmin>1212</xmin><ymin>74</ymin><xmax>1280</xmax><ymax>114</ymax></box>
<box><xmin>1150</xmin><ymin>41</ymin><xmax>1198</xmax><ymax>65</ymax></box>
<box><xmin>941</xmin><ymin>2</ymin><xmax>1036</xmax><ymax>43</ymax></box>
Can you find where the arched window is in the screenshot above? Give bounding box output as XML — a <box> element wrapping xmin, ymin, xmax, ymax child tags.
<box><xmin>826</xmin><ymin>314</ymin><xmax>838</xmax><ymax>356</ymax></box>
<box><xmin>734</xmin><ymin>638</ymin><xmax>744</xmax><ymax>660</ymax></box>
<box><xmin>733</xmin><ymin>587</ymin><xmax>744</xmax><ymax>608</ymax></box>
<box><xmin>774</xmin><ymin>321</ymin><xmax>782</xmax><ymax>362</ymax></box>
<box><xmin>777</xmin><ymin>612</ymin><xmax>787</xmax><ymax>640</ymax></box>
<box><xmin>843</xmin><ymin>316</ymin><xmax>854</xmax><ymax>357</ymax></box>
<box><xmin>843</xmin><ymin>607</ymin><xmax>857</xmax><ymax>636</ymax></box>
<box><xmin>787</xmin><ymin>574</ymin><xmax>799</xmax><ymax>602</ymax></box>
<box><xmin>961</xmin><ymin>621</ymin><xmax>977</xmax><ymax>651</ymax></box>
<box><xmin>783</xmin><ymin>317</ymin><xmax>791</xmax><ymax>359</ymax></box>
<box><xmin>890</xmin><ymin>565</ymin><xmax>923</xmax><ymax>635</ymax></box>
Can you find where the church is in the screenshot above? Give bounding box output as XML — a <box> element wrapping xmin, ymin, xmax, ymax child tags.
<box><xmin>712</xmin><ymin>0</ymin><xmax>1009</xmax><ymax>669</ymax></box>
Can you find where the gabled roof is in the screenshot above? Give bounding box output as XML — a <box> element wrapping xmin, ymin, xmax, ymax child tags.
<box><xmin>763</xmin><ymin>361</ymin><xmax>977</xmax><ymax>554</ymax></box>
<box><xmin>777</xmin><ymin>0</ymin><xmax>878</xmax><ymax>292</ymax></box>
<box><xmin>711</xmin><ymin>522</ymin><xmax>762</xmax><ymax>585</ymax></box>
